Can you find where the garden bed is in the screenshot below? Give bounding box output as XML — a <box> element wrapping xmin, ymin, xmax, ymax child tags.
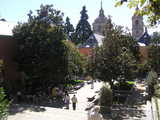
<box><xmin>65</xmin><ymin>79</ymin><xmax>85</xmax><ymax>91</ymax></box>
<box><xmin>112</xmin><ymin>81</ymin><xmax>135</xmax><ymax>104</ymax></box>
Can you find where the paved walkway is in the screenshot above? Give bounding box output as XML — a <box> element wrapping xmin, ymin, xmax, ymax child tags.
<box><xmin>68</xmin><ymin>81</ymin><xmax>103</xmax><ymax>111</ymax></box>
<box><xmin>111</xmin><ymin>81</ymin><xmax>153</xmax><ymax>120</ymax></box>
<box><xmin>8</xmin><ymin>107</ymin><xmax>87</xmax><ymax>120</ymax></box>
<box><xmin>8</xmin><ymin>80</ymin><xmax>153</xmax><ymax>120</ymax></box>
<box><xmin>8</xmin><ymin>81</ymin><xmax>103</xmax><ymax>120</ymax></box>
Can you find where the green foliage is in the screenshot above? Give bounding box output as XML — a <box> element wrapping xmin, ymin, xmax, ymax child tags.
<box><xmin>136</xmin><ymin>62</ymin><xmax>150</xmax><ymax>77</ymax></box>
<box><xmin>94</xmin><ymin>18</ymin><xmax>139</xmax><ymax>88</ymax></box>
<box><xmin>69</xmin><ymin>79</ymin><xmax>84</xmax><ymax>85</ymax></box>
<box><xmin>13</xmin><ymin>4</ymin><xmax>68</xmax><ymax>93</ymax></box>
<box><xmin>63</xmin><ymin>40</ymin><xmax>86</xmax><ymax>80</ymax></box>
<box><xmin>73</xmin><ymin>6</ymin><xmax>93</xmax><ymax>45</ymax></box>
<box><xmin>147</xmin><ymin>32</ymin><xmax>160</xmax><ymax>73</ymax></box>
<box><xmin>113</xmin><ymin>81</ymin><xmax>134</xmax><ymax>90</ymax></box>
<box><xmin>126</xmin><ymin>81</ymin><xmax>135</xmax><ymax>85</ymax></box>
<box><xmin>115</xmin><ymin>0</ymin><xmax>160</xmax><ymax>26</ymax></box>
<box><xmin>64</xmin><ymin>17</ymin><xmax>74</xmax><ymax>40</ymax></box>
<box><xmin>34</xmin><ymin>4</ymin><xmax>64</xmax><ymax>26</ymax></box>
<box><xmin>0</xmin><ymin>88</ymin><xmax>9</xmax><ymax>120</ymax></box>
<box><xmin>100</xmin><ymin>84</ymin><xmax>112</xmax><ymax>107</ymax></box>
<box><xmin>148</xmin><ymin>46</ymin><xmax>160</xmax><ymax>73</ymax></box>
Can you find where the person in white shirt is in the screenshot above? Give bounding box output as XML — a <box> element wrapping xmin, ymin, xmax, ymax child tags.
<box><xmin>71</xmin><ymin>94</ymin><xmax>77</xmax><ymax>110</ymax></box>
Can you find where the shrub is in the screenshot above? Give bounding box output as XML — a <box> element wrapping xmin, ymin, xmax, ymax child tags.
<box><xmin>69</xmin><ymin>79</ymin><xmax>83</xmax><ymax>85</ymax></box>
<box><xmin>113</xmin><ymin>81</ymin><xmax>134</xmax><ymax>91</ymax></box>
<box><xmin>0</xmin><ymin>87</ymin><xmax>9</xmax><ymax>120</ymax></box>
<box><xmin>99</xmin><ymin>83</ymin><xmax>113</xmax><ymax>107</ymax></box>
<box><xmin>154</xmin><ymin>84</ymin><xmax>160</xmax><ymax>98</ymax></box>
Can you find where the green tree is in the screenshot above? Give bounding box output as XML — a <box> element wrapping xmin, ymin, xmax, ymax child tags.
<box><xmin>63</xmin><ymin>40</ymin><xmax>86</xmax><ymax>81</ymax></box>
<box><xmin>115</xmin><ymin>0</ymin><xmax>160</xmax><ymax>25</ymax></box>
<box><xmin>13</xmin><ymin>4</ymin><xmax>67</xmax><ymax>94</ymax></box>
<box><xmin>0</xmin><ymin>87</ymin><xmax>9</xmax><ymax>120</ymax></box>
<box><xmin>148</xmin><ymin>32</ymin><xmax>160</xmax><ymax>73</ymax></box>
<box><xmin>73</xmin><ymin>6</ymin><xmax>93</xmax><ymax>45</ymax></box>
<box><xmin>94</xmin><ymin>18</ymin><xmax>138</xmax><ymax>88</ymax></box>
<box><xmin>64</xmin><ymin>17</ymin><xmax>74</xmax><ymax>40</ymax></box>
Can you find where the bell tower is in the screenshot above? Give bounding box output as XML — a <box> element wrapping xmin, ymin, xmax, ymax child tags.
<box><xmin>132</xmin><ymin>7</ymin><xmax>144</xmax><ymax>40</ymax></box>
<box><xmin>92</xmin><ymin>0</ymin><xmax>108</xmax><ymax>35</ymax></box>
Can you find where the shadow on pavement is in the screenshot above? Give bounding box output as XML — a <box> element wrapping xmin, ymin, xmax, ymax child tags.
<box><xmin>100</xmin><ymin>82</ymin><xmax>148</xmax><ymax>120</ymax></box>
<box><xmin>9</xmin><ymin>104</ymin><xmax>46</xmax><ymax>115</ymax></box>
<box><xmin>9</xmin><ymin>97</ymin><xmax>66</xmax><ymax>115</ymax></box>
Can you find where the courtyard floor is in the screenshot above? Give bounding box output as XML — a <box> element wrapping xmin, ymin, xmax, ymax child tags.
<box><xmin>8</xmin><ymin>80</ymin><xmax>153</xmax><ymax>120</ymax></box>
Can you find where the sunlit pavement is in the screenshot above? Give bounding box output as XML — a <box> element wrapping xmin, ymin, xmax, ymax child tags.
<box><xmin>8</xmin><ymin>81</ymin><xmax>103</xmax><ymax>120</ymax></box>
<box><xmin>8</xmin><ymin>107</ymin><xmax>87</xmax><ymax>120</ymax></box>
<box><xmin>8</xmin><ymin>81</ymin><xmax>153</xmax><ymax>120</ymax></box>
<box><xmin>69</xmin><ymin>81</ymin><xmax>103</xmax><ymax>111</ymax></box>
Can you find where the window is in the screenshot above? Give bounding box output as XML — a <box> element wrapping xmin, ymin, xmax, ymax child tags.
<box><xmin>135</xmin><ymin>20</ymin><xmax>139</xmax><ymax>25</ymax></box>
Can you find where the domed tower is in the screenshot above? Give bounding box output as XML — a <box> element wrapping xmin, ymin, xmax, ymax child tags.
<box><xmin>132</xmin><ymin>7</ymin><xmax>144</xmax><ymax>40</ymax></box>
<box><xmin>92</xmin><ymin>0</ymin><xmax>108</xmax><ymax>35</ymax></box>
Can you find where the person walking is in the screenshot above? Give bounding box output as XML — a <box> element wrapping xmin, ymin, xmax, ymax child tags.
<box><xmin>71</xmin><ymin>94</ymin><xmax>77</xmax><ymax>110</ymax></box>
<box><xmin>88</xmin><ymin>106</ymin><xmax>103</xmax><ymax>120</ymax></box>
<box><xmin>64</xmin><ymin>93</ymin><xmax>70</xmax><ymax>109</ymax></box>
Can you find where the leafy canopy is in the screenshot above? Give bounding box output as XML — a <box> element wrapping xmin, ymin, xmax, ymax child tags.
<box><xmin>115</xmin><ymin>0</ymin><xmax>160</xmax><ymax>26</ymax></box>
<box><xmin>94</xmin><ymin>17</ymin><xmax>139</xmax><ymax>87</ymax></box>
<box><xmin>0</xmin><ymin>87</ymin><xmax>9</xmax><ymax>120</ymax></box>
<box><xmin>64</xmin><ymin>17</ymin><xmax>74</xmax><ymax>40</ymax></box>
<box><xmin>13</xmin><ymin>4</ymin><xmax>68</xmax><ymax>93</ymax></box>
<box><xmin>148</xmin><ymin>32</ymin><xmax>160</xmax><ymax>73</ymax></box>
<box><xmin>73</xmin><ymin>6</ymin><xmax>93</xmax><ymax>45</ymax></box>
<box><xmin>63</xmin><ymin>40</ymin><xmax>86</xmax><ymax>80</ymax></box>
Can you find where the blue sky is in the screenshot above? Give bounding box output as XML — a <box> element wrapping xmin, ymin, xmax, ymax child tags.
<box><xmin>0</xmin><ymin>0</ymin><xmax>159</xmax><ymax>33</ymax></box>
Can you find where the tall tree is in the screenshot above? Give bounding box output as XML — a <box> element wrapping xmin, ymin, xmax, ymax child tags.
<box><xmin>94</xmin><ymin>18</ymin><xmax>139</xmax><ymax>88</ymax></box>
<box><xmin>64</xmin><ymin>17</ymin><xmax>74</xmax><ymax>40</ymax></box>
<box><xmin>63</xmin><ymin>40</ymin><xmax>86</xmax><ymax>81</ymax></box>
<box><xmin>73</xmin><ymin>6</ymin><xmax>93</xmax><ymax>45</ymax></box>
<box><xmin>13</xmin><ymin>4</ymin><xmax>67</xmax><ymax>94</ymax></box>
<box><xmin>115</xmin><ymin>0</ymin><xmax>160</xmax><ymax>26</ymax></box>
